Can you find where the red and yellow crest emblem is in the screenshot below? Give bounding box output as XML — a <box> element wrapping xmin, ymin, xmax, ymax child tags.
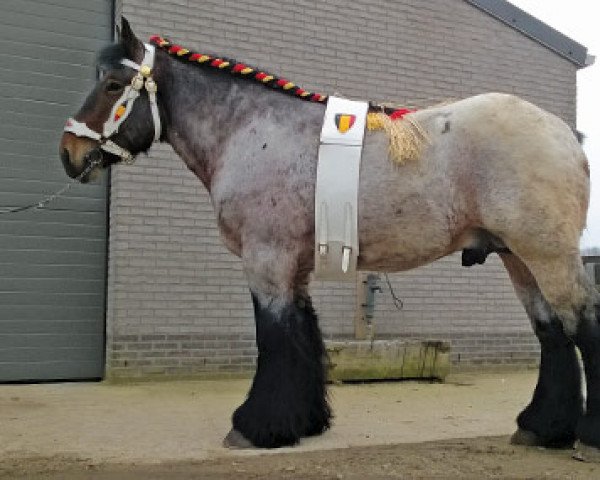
<box><xmin>335</xmin><ymin>114</ymin><xmax>356</xmax><ymax>134</ymax></box>
<box><xmin>114</xmin><ymin>104</ymin><xmax>127</xmax><ymax>121</ymax></box>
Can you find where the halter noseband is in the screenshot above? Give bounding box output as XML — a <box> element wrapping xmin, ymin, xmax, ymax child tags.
<box><xmin>64</xmin><ymin>43</ymin><xmax>161</xmax><ymax>165</ymax></box>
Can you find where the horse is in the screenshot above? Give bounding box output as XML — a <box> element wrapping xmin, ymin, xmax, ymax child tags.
<box><xmin>59</xmin><ymin>18</ymin><xmax>599</xmax><ymax>456</ymax></box>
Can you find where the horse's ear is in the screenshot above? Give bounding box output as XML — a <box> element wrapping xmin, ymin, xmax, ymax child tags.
<box><xmin>120</xmin><ymin>17</ymin><xmax>143</xmax><ymax>61</ymax></box>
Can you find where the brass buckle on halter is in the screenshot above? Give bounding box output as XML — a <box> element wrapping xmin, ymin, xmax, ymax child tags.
<box><xmin>140</xmin><ymin>65</ymin><xmax>152</xmax><ymax>77</ymax></box>
<box><xmin>131</xmin><ymin>73</ymin><xmax>144</xmax><ymax>90</ymax></box>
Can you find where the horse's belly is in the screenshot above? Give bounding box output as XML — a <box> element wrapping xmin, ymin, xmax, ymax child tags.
<box><xmin>356</xmin><ymin>133</ymin><xmax>459</xmax><ymax>272</ymax></box>
<box><xmin>356</xmin><ymin>181</ymin><xmax>459</xmax><ymax>272</ymax></box>
<box><xmin>357</xmin><ymin>221</ymin><xmax>455</xmax><ymax>272</ymax></box>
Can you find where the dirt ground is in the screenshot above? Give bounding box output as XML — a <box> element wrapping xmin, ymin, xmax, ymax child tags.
<box><xmin>2</xmin><ymin>371</ymin><xmax>599</xmax><ymax>479</ymax></box>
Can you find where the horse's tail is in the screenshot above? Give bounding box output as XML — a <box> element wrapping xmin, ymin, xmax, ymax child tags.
<box><xmin>572</xmin><ymin>128</ymin><xmax>585</xmax><ymax>145</ymax></box>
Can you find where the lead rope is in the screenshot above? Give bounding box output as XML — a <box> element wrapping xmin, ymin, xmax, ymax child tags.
<box><xmin>0</xmin><ymin>156</ymin><xmax>103</xmax><ymax>216</ymax></box>
<box><xmin>383</xmin><ymin>273</ymin><xmax>404</xmax><ymax>310</ymax></box>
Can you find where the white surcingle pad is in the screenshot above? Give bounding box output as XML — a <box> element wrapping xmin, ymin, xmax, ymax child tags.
<box><xmin>314</xmin><ymin>96</ymin><xmax>368</xmax><ymax>281</ymax></box>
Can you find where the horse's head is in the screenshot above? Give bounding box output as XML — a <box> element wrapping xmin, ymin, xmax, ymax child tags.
<box><xmin>59</xmin><ymin>18</ymin><xmax>162</xmax><ymax>182</ymax></box>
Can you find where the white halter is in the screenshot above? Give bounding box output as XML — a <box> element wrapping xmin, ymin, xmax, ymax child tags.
<box><xmin>64</xmin><ymin>43</ymin><xmax>161</xmax><ymax>164</ymax></box>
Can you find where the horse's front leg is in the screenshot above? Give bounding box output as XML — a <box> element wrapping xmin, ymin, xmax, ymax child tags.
<box><xmin>224</xmin><ymin>246</ymin><xmax>331</xmax><ymax>448</ymax></box>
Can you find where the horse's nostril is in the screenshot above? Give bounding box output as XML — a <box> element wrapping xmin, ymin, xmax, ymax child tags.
<box><xmin>60</xmin><ymin>148</ymin><xmax>77</xmax><ymax>178</ymax></box>
<box><xmin>60</xmin><ymin>148</ymin><xmax>70</xmax><ymax>166</ymax></box>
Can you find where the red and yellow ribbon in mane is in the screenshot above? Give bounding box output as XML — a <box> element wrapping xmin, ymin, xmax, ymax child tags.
<box><xmin>149</xmin><ymin>35</ymin><xmax>328</xmax><ymax>104</ymax></box>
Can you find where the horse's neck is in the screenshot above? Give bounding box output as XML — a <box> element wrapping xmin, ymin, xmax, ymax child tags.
<box><xmin>158</xmin><ymin>56</ymin><xmax>324</xmax><ymax>190</ymax></box>
<box><xmin>158</xmin><ymin>61</ymin><xmax>248</xmax><ymax>188</ymax></box>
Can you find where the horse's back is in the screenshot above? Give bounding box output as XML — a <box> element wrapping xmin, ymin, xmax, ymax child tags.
<box><xmin>431</xmin><ymin>93</ymin><xmax>586</xmax><ymax>175</ymax></box>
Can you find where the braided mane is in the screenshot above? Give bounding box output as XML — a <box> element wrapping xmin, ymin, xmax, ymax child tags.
<box><xmin>149</xmin><ymin>35</ymin><xmax>328</xmax><ymax>104</ymax></box>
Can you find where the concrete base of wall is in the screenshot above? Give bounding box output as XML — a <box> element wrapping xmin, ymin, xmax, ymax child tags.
<box><xmin>326</xmin><ymin>340</ymin><xmax>451</xmax><ymax>382</ymax></box>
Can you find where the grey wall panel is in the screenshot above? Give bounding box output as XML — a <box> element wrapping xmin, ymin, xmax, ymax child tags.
<box><xmin>0</xmin><ymin>292</ymin><xmax>104</xmax><ymax>308</ymax></box>
<box><xmin>0</xmin><ymin>0</ymin><xmax>112</xmax><ymax>381</ymax></box>
<box><xmin>0</xmin><ymin>305</ymin><xmax>103</xmax><ymax>322</ymax></box>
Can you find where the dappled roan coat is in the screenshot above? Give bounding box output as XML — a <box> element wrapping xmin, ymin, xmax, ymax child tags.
<box><xmin>59</xmin><ymin>19</ymin><xmax>600</xmax><ymax>459</ymax></box>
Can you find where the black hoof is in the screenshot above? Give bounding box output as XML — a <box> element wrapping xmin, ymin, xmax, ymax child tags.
<box><xmin>514</xmin><ymin>417</ymin><xmax>577</xmax><ymax>449</ymax></box>
<box><xmin>230</xmin><ymin>374</ymin><xmax>331</xmax><ymax>448</ymax></box>
<box><xmin>573</xmin><ymin>442</ymin><xmax>600</xmax><ymax>463</ymax></box>
<box><xmin>232</xmin><ymin>401</ymin><xmax>305</xmax><ymax>448</ymax></box>
<box><xmin>514</xmin><ymin>331</ymin><xmax>582</xmax><ymax>451</ymax></box>
<box><xmin>577</xmin><ymin>414</ymin><xmax>600</xmax><ymax>450</ymax></box>
<box><xmin>511</xmin><ymin>426</ymin><xmax>575</xmax><ymax>449</ymax></box>
<box><xmin>510</xmin><ymin>428</ymin><xmax>542</xmax><ymax>446</ymax></box>
<box><xmin>223</xmin><ymin>429</ymin><xmax>254</xmax><ymax>449</ymax></box>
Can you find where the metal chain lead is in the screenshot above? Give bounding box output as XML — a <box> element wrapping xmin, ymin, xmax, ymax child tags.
<box><xmin>0</xmin><ymin>157</ymin><xmax>102</xmax><ymax>216</ymax></box>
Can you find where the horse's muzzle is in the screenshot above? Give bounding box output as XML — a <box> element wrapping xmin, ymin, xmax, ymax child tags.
<box><xmin>60</xmin><ymin>147</ymin><xmax>104</xmax><ymax>183</ymax></box>
<box><xmin>80</xmin><ymin>148</ymin><xmax>105</xmax><ymax>183</ymax></box>
<box><xmin>60</xmin><ymin>147</ymin><xmax>80</xmax><ymax>179</ymax></box>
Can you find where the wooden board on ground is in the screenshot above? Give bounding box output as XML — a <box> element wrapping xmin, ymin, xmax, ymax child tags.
<box><xmin>326</xmin><ymin>339</ymin><xmax>451</xmax><ymax>382</ymax></box>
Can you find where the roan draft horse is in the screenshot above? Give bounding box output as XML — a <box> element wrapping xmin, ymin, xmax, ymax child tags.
<box><xmin>60</xmin><ymin>19</ymin><xmax>599</xmax><ymax>456</ymax></box>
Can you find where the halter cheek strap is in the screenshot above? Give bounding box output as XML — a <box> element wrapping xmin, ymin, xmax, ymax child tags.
<box><xmin>64</xmin><ymin>43</ymin><xmax>161</xmax><ymax>165</ymax></box>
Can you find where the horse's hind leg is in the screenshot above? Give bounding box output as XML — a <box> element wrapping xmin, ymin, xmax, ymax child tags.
<box><xmin>224</xmin><ymin>243</ymin><xmax>330</xmax><ymax>448</ymax></box>
<box><xmin>500</xmin><ymin>253</ymin><xmax>583</xmax><ymax>448</ymax></box>
<box><xmin>517</xmin><ymin>252</ymin><xmax>600</xmax><ymax>456</ymax></box>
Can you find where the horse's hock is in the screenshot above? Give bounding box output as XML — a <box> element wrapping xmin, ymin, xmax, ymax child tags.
<box><xmin>326</xmin><ymin>340</ymin><xmax>451</xmax><ymax>382</ymax></box>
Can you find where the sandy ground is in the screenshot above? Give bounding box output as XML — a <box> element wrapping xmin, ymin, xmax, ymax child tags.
<box><xmin>2</xmin><ymin>372</ymin><xmax>599</xmax><ymax>479</ymax></box>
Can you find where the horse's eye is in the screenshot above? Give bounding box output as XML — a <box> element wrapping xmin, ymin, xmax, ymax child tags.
<box><xmin>105</xmin><ymin>80</ymin><xmax>124</xmax><ymax>93</ymax></box>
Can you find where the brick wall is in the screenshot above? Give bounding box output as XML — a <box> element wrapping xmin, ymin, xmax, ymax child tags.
<box><xmin>106</xmin><ymin>0</ymin><xmax>578</xmax><ymax>379</ymax></box>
